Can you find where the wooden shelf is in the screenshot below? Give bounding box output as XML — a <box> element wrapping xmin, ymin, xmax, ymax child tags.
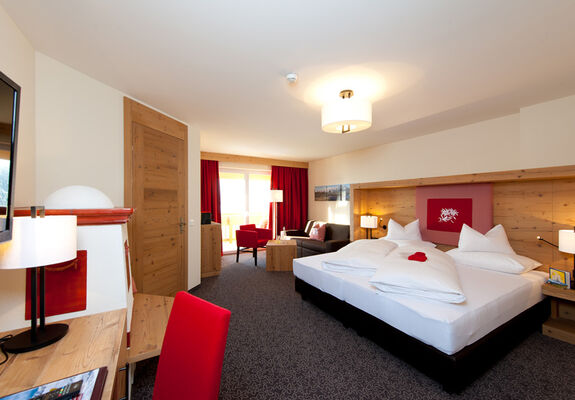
<box><xmin>542</xmin><ymin>282</ymin><xmax>575</xmax><ymax>345</ymax></box>
<box><xmin>542</xmin><ymin>318</ymin><xmax>575</xmax><ymax>345</ymax></box>
<box><xmin>542</xmin><ymin>283</ymin><xmax>575</xmax><ymax>302</ymax></box>
<box><xmin>128</xmin><ymin>293</ymin><xmax>174</xmax><ymax>363</ymax></box>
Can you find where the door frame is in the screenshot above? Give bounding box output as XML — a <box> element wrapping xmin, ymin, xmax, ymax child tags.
<box><xmin>123</xmin><ymin>97</ymin><xmax>188</xmax><ymax>292</ymax></box>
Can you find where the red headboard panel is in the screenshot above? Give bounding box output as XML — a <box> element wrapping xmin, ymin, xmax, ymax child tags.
<box><xmin>416</xmin><ymin>183</ymin><xmax>492</xmax><ymax>245</ymax></box>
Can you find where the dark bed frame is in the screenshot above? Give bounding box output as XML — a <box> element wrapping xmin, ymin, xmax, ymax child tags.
<box><xmin>295</xmin><ymin>277</ymin><xmax>549</xmax><ymax>393</ymax></box>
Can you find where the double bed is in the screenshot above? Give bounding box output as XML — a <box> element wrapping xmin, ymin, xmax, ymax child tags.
<box><xmin>293</xmin><ymin>247</ymin><xmax>549</xmax><ymax>392</ymax></box>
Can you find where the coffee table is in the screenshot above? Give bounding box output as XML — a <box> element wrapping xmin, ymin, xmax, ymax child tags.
<box><xmin>266</xmin><ymin>240</ymin><xmax>297</xmax><ymax>271</ymax></box>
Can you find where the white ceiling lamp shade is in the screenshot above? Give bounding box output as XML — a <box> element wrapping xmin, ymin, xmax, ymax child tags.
<box><xmin>321</xmin><ymin>90</ymin><xmax>372</xmax><ymax>134</ymax></box>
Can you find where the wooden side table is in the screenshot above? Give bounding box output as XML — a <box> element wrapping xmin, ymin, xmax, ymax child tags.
<box><xmin>266</xmin><ymin>240</ymin><xmax>297</xmax><ymax>271</ymax></box>
<box><xmin>541</xmin><ymin>282</ymin><xmax>575</xmax><ymax>344</ymax></box>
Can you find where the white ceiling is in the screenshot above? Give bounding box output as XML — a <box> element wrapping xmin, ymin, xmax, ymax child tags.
<box><xmin>3</xmin><ymin>0</ymin><xmax>575</xmax><ymax>162</ymax></box>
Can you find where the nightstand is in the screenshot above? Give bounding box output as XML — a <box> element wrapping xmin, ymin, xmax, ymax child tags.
<box><xmin>541</xmin><ymin>282</ymin><xmax>575</xmax><ymax>345</ymax></box>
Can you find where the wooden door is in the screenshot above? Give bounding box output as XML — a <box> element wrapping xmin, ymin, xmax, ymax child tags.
<box><xmin>124</xmin><ymin>98</ymin><xmax>188</xmax><ymax>296</ymax></box>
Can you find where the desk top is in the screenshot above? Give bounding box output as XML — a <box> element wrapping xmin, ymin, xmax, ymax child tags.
<box><xmin>128</xmin><ymin>293</ymin><xmax>174</xmax><ymax>363</ymax></box>
<box><xmin>0</xmin><ymin>309</ymin><xmax>126</xmax><ymax>400</ymax></box>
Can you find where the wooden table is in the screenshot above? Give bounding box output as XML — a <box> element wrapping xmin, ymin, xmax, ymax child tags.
<box><xmin>266</xmin><ymin>240</ymin><xmax>297</xmax><ymax>271</ymax></box>
<box><xmin>0</xmin><ymin>309</ymin><xmax>126</xmax><ymax>400</ymax></box>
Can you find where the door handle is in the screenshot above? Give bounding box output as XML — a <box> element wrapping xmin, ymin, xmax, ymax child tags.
<box><xmin>179</xmin><ymin>218</ymin><xmax>186</xmax><ymax>233</ymax></box>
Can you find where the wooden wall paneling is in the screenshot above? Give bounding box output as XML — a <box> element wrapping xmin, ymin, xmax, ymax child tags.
<box><xmin>200</xmin><ymin>151</ymin><xmax>308</xmax><ymax>169</ymax></box>
<box><xmin>493</xmin><ymin>180</ymin><xmax>554</xmax><ymax>263</ymax></box>
<box><xmin>354</xmin><ymin>164</ymin><xmax>575</xmax><ymax>190</ymax></box>
<box><xmin>352</xmin><ymin>188</ymin><xmax>415</xmax><ymax>240</ymax></box>
<box><xmin>552</xmin><ymin>179</ymin><xmax>575</xmax><ymax>268</ymax></box>
<box><xmin>351</xmin><ymin>187</ymin><xmax>366</xmax><ymax>240</ymax></box>
<box><xmin>352</xmin><ymin>172</ymin><xmax>575</xmax><ymax>267</ymax></box>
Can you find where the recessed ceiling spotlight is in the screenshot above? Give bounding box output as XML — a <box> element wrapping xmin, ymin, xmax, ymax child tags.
<box><xmin>285</xmin><ymin>73</ymin><xmax>298</xmax><ymax>83</ymax></box>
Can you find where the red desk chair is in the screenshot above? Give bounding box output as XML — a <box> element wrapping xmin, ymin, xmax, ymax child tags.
<box><xmin>153</xmin><ymin>292</ymin><xmax>231</xmax><ymax>400</ymax></box>
<box><xmin>235</xmin><ymin>224</ymin><xmax>272</xmax><ymax>266</ymax></box>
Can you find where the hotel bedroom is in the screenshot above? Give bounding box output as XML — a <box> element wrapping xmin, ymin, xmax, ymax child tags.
<box><xmin>1</xmin><ymin>1</ymin><xmax>575</xmax><ymax>399</ymax></box>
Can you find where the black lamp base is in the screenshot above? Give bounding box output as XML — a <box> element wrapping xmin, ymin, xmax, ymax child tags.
<box><xmin>3</xmin><ymin>323</ymin><xmax>68</xmax><ymax>354</ymax></box>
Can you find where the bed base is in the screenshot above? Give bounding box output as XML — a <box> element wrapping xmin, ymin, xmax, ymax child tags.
<box><xmin>295</xmin><ymin>277</ymin><xmax>549</xmax><ymax>393</ymax></box>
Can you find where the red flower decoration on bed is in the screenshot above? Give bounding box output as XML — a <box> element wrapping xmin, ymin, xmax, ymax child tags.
<box><xmin>408</xmin><ymin>252</ymin><xmax>427</xmax><ymax>262</ymax></box>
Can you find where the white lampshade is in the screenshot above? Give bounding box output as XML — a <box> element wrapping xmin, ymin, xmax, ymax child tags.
<box><xmin>0</xmin><ymin>216</ymin><xmax>77</xmax><ymax>270</ymax></box>
<box><xmin>360</xmin><ymin>215</ymin><xmax>378</xmax><ymax>229</ymax></box>
<box><xmin>322</xmin><ymin>96</ymin><xmax>372</xmax><ymax>134</ymax></box>
<box><xmin>559</xmin><ymin>229</ymin><xmax>575</xmax><ymax>254</ymax></box>
<box><xmin>270</xmin><ymin>190</ymin><xmax>283</xmax><ymax>203</ymax></box>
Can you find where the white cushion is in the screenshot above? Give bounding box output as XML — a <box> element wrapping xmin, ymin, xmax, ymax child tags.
<box><xmin>458</xmin><ymin>224</ymin><xmax>515</xmax><ymax>254</ymax></box>
<box><xmin>447</xmin><ymin>249</ymin><xmax>541</xmax><ymax>274</ymax></box>
<box><xmin>385</xmin><ymin>218</ymin><xmax>422</xmax><ymax>241</ymax></box>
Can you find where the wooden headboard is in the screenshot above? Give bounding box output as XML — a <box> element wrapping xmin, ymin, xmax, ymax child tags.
<box><xmin>352</xmin><ymin>165</ymin><xmax>575</xmax><ymax>268</ymax></box>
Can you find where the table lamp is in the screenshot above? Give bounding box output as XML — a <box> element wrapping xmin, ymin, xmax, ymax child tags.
<box><xmin>360</xmin><ymin>215</ymin><xmax>378</xmax><ymax>239</ymax></box>
<box><xmin>0</xmin><ymin>210</ymin><xmax>77</xmax><ymax>353</ymax></box>
<box><xmin>559</xmin><ymin>228</ymin><xmax>575</xmax><ymax>285</ymax></box>
<box><xmin>270</xmin><ymin>190</ymin><xmax>283</xmax><ymax>239</ymax></box>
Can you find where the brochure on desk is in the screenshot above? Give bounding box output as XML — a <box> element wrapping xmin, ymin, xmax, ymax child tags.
<box><xmin>0</xmin><ymin>366</ymin><xmax>107</xmax><ymax>400</ymax></box>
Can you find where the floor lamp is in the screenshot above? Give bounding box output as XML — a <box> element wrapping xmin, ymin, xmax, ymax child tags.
<box><xmin>0</xmin><ymin>212</ymin><xmax>77</xmax><ymax>353</ymax></box>
<box><xmin>270</xmin><ymin>190</ymin><xmax>283</xmax><ymax>240</ymax></box>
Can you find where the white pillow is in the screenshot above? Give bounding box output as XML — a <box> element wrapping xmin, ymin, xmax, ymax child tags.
<box><xmin>458</xmin><ymin>224</ymin><xmax>515</xmax><ymax>254</ymax></box>
<box><xmin>369</xmin><ymin>247</ymin><xmax>465</xmax><ymax>303</ymax></box>
<box><xmin>338</xmin><ymin>239</ymin><xmax>398</xmax><ymax>256</ymax></box>
<box><xmin>380</xmin><ymin>238</ymin><xmax>437</xmax><ymax>248</ymax></box>
<box><xmin>447</xmin><ymin>248</ymin><xmax>541</xmax><ymax>274</ymax></box>
<box><xmin>385</xmin><ymin>218</ymin><xmax>422</xmax><ymax>241</ymax></box>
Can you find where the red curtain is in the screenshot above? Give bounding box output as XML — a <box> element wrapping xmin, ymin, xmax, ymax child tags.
<box><xmin>269</xmin><ymin>166</ymin><xmax>308</xmax><ymax>236</ymax></box>
<box><xmin>201</xmin><ymin>160</ymin><xmax>221</xmax><ymax>223</ymax></box>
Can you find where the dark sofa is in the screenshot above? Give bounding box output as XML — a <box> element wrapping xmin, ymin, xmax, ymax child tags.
<box><xmin>285</xmin><ymin>220</ymin><xmax>350</xmax><ymax>257</ymax></box>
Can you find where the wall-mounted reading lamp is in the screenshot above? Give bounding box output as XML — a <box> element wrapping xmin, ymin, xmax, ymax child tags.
<box><xmin>537</xmin><ymin>227</ymin><xmax>575</xmax><ymax>284</ymax></box>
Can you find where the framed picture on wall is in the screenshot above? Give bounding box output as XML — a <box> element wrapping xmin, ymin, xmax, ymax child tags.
<box><xmin>314</xmin><ymin>186</ymin><xmax>327</xmax><ymax>201</ymax></box>
<box><xmin>326</xmin><ymin>185</ymin><xmax>340</xmax><ymax>201</ymax></box>
<box><xmin>340</xmin><ymin>184</ymin><xmax>350</xmax><ymax>201</ymax></box>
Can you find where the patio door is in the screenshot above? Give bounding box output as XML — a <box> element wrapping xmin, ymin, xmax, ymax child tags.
<box><xmin>219</xmin><ymin>167</ymin><xmax>271</xmax><ymax>253</ymax></box>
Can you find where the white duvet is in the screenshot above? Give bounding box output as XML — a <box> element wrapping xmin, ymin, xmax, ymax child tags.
<box><xmin>369</xmin><ymin>247</ymin><xmax>466</xmax><ymax>304</ymax></box>
<box><xmin>321</xmin><ymin>239</ymin><xmax>397</xmax><ymax>276</ymax></box>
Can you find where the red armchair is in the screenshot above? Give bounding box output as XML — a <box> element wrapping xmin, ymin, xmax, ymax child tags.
<box><xmin>235</xmin><ymin>224</ymin><xmax>272</xmax><ymax>266</ymax></box>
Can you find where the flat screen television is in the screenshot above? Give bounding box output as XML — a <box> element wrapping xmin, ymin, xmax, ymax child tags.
<box><xmin>0</xmin><ymin>71</ymin><xmax>20</xmax><ymax>243</ymax></box>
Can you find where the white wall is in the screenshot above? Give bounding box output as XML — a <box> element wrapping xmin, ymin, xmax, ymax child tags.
<box><xmin>188</xmin><ymin>124</ymin><xmax>201</xmax><ymax>288</ymax></box>
<box><xmin>0</xmin><ymin>4</ymin><xmax>36</xmax><ymax>333</ymax></box>
<box><xmin>0</xmin><ymin>6</ymin><xmax>35</xmax><ymax>205</ymax></box>
<box><xmin>0</xmin><ymin>5</ymin><xmax>203</xmax><ymax>331</ymax></box>
<box><xmin>35</xmin><ymin>52</ymin><xmax>124</xmax><ymax>205</ymax></box>
<box><xmin>309</xmin><ymin>95</ymin><xmax>575</xmax><ymax>222</ymax></box>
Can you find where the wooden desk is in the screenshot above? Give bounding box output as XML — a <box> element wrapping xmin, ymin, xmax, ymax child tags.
<box><xmin>0</xmin><ymin>309</ymin><xmax>126</xmax><ymax>400</ymax></box>
<box><xmin>128</xmin><ymin>293</ymin><xmax>174</xmax><ymax>363</ymax></box>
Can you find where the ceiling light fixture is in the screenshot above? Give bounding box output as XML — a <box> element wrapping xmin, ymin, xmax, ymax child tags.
<box><xmin>321</xmin><ymin>89</ymin><xmax>372</xmax><ymax>134</ymax></box>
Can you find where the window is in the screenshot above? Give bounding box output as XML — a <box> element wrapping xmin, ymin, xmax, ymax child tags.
<box><xmin>219</xmin><ymin>167</ymin><xmax>271</xmax><ymax>252</ymax></box>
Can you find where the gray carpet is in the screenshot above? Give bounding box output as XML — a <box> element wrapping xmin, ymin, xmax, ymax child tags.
<box><xmin>132</xmin><ymin>253</ymin><xmax>575</xmax><ymax>399</ymax></box>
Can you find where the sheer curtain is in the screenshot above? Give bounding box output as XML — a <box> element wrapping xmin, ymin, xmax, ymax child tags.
<box><xmin>269</xmin><ymin>166</ymin><xmax>308</xmax><ymax>237</ymax></box>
